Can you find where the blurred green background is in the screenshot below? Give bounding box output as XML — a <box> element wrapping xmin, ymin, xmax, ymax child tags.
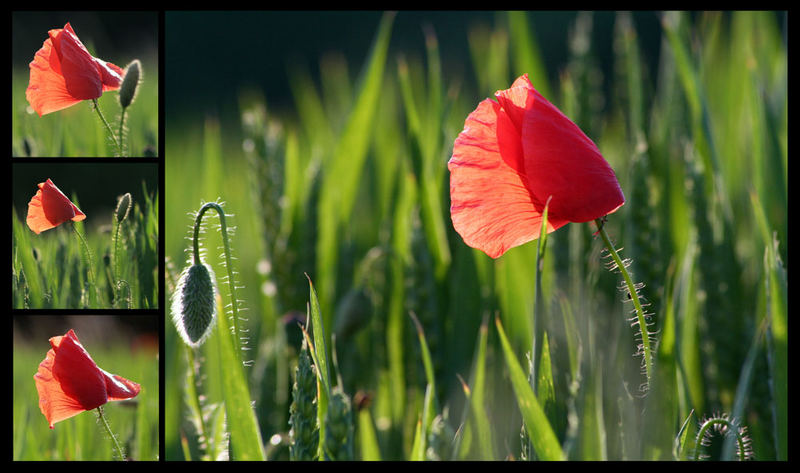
<box><xmin>13</xmin><ymin>315</ymin><xmax>160</xmax><ymax>460</ymax></box>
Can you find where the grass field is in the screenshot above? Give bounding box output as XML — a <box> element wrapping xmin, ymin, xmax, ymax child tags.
<box><xmin>164</xmin><ymin>11</ymin><xmax>786</xmax><ymax>461</ymax></box>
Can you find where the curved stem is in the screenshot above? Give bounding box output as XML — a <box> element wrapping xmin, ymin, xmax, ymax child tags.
<box><xmin>92</xmin><ymin>98</ymin><xmax>121</xmax><ymax>155</ymax></box>
<box><xmin>693</xmin><ymin>417</ymin><xmax>749</xmax><ymax>461</ymax></box>
<box><xmin>594</xmin><ymin>218</ymin><xmax>654</xmax><ymax>386</ymax></box>
<box><xmin>192</xmin><ymin>202</ymin><xmax>242</xmax><ymax>358</ymax></box>
<box><xmin>96</xmin><ymin>406</ymin><xmax>125</xmax><ymax>460</ymax></box>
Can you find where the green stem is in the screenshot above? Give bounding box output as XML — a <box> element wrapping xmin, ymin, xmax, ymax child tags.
<box><xmin>92</xmin><ymin>98</ymin><xmax>121</xmax><ymax>155</ymax></box>
<box><xmin>693</xmin><ymin>417</ymin><xmax>749</xmax><ymax>461</ymax></box>
<box><xmin>72</xmin><ymin>223</ymin><xmax>98</xmax><ymax>306</ymax></box>
<box><xmin>118</xmin><ymin>107</ymin><xmax>127</xmax><ymax>156</ymax></box>
<box><xmin>594</xmin><ymin>218</ymin><xmax>654</xmax><ymax>386</ymax></box>
<box><xmin>96</xmin><ymin>406</ymin><xmax>125</xmax><ymax>460</ymax></box>
<box><xmin>185</xmin><ymin>345</ymin><xmax>211</xmax><ymax>459</ymax></box>
<box><xmin>192</xmin><ymin>202</ymin><xmax>242</xmax><ymax>359</ymax></box>
<box><xmin>112</xmin><ymin>219</ymin><xmax>122</xmax><ymax>303</ymax></box>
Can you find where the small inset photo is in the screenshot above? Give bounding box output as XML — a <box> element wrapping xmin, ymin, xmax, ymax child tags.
<box><xmin>12</xmin><ymin>161</ymin><xmax>159</xmax><ymax>309</ymax></box>
<box><xmin>13</xmin><ymin>314</ymin><xmax>159</xmax><ymax>461</ymax></box>
<box><xmin>12</xmin><ymin>11</ymin><xmax>159</xmax><ymax>157</ymax></box>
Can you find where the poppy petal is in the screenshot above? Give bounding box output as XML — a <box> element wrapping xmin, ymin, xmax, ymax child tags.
<box><xmin>25</xmin><ymin>23</ymin><xmax>122</xmax><ymax>116</ymax></box>
<box><xmin>26</xmin><ymin>179</ymin><xmax>85</xmax><ymax>234</ymax></box>
<box><xmin>54</xmin><ymin>23</ymin><xmax>104</xmax><ymax>100</ymax></box>
<box><xmin>34</xmin><ymin>346</ymin><xmax>91</xmax><ymax>429</ymax></box>
<box><xmin>34</xmin><ymin>330</ymin><xmax>107</xmax><ymax>428</ymax></box>
<box><xmin>25</xmin><ymin>30</ymin><xmax>84</xmax><ymax>116</ymax></box>
<box><xmin>449</xmin><ymin>98</ymin><xmax>569</xmax><ymax>259</ymax></box>
<box><xmin>33</xmin><ymin>329</ymin><xmax>141</xmax><ymax>429</ymax></box>
<box><xmin>520</xmin><ymin>82</ymin><xmax>625</xmax><ymax>222</ymax></box>
<box><xmin>101</xmin><ymin>368</ymin><xmax>141</xmax><ymax>401</ymax></box>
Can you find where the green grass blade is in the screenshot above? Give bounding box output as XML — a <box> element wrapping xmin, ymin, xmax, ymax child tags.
<box><xmin>495</xmin><ymin>316</ymin><xmax>563</xmax><ymax>461</ymax></box>
<box><xmin>462</xmin><ymin>318</ymin><xmax>495</xmax><ymax>460</ymax></box>
<box><xmin>409</xmin><ymin>311</ymin><xmax>438</xmax><ymax>445</ymax></box>
<box><xmin>357</xmin><ymin>407</ymin><xmax>382</xmax><ymax>461</ymax></box>
<box><xmin>764</xmin><ymin>234</ymin><xmax>787</xmax><ymax>460</ymax></box>
<box><xmin>215</xmin><ymin>299</ymin><xmax>265</xmax><ymax>460</ymax></box>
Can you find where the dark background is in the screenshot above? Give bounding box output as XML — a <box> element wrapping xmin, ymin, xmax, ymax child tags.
<box><xmin>164</xmin><ymin>11</ymin><xmax>667</xmax><ymax>121</ymax></box>
<box><xmin>12</xmin><ymin>10</ymin><xmax>159</xmax><ymax>69</ymax></box>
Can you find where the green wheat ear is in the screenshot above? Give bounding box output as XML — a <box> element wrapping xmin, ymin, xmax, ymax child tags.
<box><xmin>323</xmin><ymin>385</ymin><xmax>354</xmax><ymax>461</ymax></box>
<box><xmin>289</xmin><ymin>339</ymin><xmax>319</xmax><ymax>461</ymax></box>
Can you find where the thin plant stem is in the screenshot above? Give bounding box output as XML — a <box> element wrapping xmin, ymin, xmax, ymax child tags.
<box><xmin>112</xmin><ymin>218</ymin><xmax>122</xmax><ymax>302</ymax></box>
<box><xmin>594</xmin><ymin>218</ymin><xmax>654</xmax><ymax>386</ymax></box>
<box><xmin>96</xmin><ymin>406</ymin><xmax>125</xmax><ymax>460</ymax></box>
<box><xmin>92</xmin><ymin>98</ymin><xmax>121</xmax><ymax>155</ymax></box>
<box><xmin>72</xmin><ymin>223</ymin><xmax>98</xmax><ymax>305</ymax></box>
<box><xmin>193</xmin><ymin>202</ymin><xmax>242</xmax><ymax>359</ymax></box>
<box><xmin>118</xmin><ymin>107</ymin><xmax>127</xmax><ymax>156</ymax></box>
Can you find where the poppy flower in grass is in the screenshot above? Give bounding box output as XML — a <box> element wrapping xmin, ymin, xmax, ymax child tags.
<box><xmin>34</xmin><ymin>329</ymin><xmax>140</xmax><ymax>429</ymax></box>
<box><xmin>26</xmin><ymin>22</ymin><xmax>124</xmax><ymax>116</ymax></box>
<box><xmin>26</xmin><ymin>178</ymin><xmax>86</xmax><ymax>234</ymax></box>
<box><xmin>448</xmin><ymin>74</ymin><xmax>625</xmax><ymax>258</ymax></box>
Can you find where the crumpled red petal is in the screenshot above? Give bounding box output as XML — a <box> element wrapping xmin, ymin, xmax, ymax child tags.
<box><xmin>26</xmin><ymin>22</ymin><xmax>123</xmax><ymax>116</ymax></box>
<box><xmin>449</xmin><ymin>74</ymin><xmax>624</xmax><ymax>258</ymax></box>
<box><xmin>26</xmin><ymin>178</ymin><xmax>86</xmax><ymax>234</ymax></box>
<box><xmin>34</xmin><ymin>329</ymin><xmax>140</xmax><ymax>429</ymax></box>
<box><xmin>449</xmin><ymin>98</ymin><xmax>570</xmax><ymax>259</ymax></box>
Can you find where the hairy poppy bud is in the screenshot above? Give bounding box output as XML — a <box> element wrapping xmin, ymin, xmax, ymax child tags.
<box><xmin>171</xmin><ymin>262</ymin><xmax>218</xmax><ymax>347</ymax></box>
<box><xmin>115</xmin><ymin>192</ymin><xmax>132</xmax><ymax>224</ymax></box>
<box><xmin>119</xmin><ymin>60</ymin><xmax>141</xmax><ymax>109</ymax></box>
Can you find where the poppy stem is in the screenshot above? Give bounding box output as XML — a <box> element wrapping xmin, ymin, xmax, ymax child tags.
<box><xmin>91</xmin><ymin>98</ymin><xmax>122</xmax><ymax>156</ymax></box>
<box><xmin>118</xmin><ymin>107</ymin><xmax>128</xmax><ymax>157</ymax></box>
<box><xmin>594</xmin><ymin>218</ymin><xmax>654</xmax><ymax>387</ymax></box>
<box><xmin>96</xmin><ymin>406</ymin><xmax>126</xmax><ymax>460</ymax></box>
<box><xmin>192</xmin><ymin>202</ymin><xmax>243</xmax><ymax>361</ymax></box>
<box><xmin>71</xmin><ymin>223</ymin><xmax>98</xmax><ymax>306</ymax></box>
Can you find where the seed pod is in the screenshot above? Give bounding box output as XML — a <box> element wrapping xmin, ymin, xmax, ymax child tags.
<box><xmin>171</xmin><ymin>262</ymin><xmax>218</xmax><ymax>347</ymax></box>
<box><xmin>119</xmin><ymin>60</ymin><xmax>141</xmax><ymax>109</ymax></box>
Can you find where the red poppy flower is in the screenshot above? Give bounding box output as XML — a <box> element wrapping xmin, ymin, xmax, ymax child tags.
<box><xmin>26</xmin><ymin>178</ymin><xmax>86</xmax><ymax>234</ymax></box>
<box><xmin>34</xmin><ymin>329</ymin><xmax>140</xmax><ymax>429</ymax></box>
<box><xmin>448</xmin><ymin>74</ymin><xmax>625</xmax><ymax>258</ymax></box>
<box><xmin>26</xmin><ymin>22</ymin><xmax>124</xmax><ymax>116</ymax></box>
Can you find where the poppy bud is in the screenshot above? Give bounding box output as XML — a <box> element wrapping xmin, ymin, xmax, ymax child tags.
<box><xmin>119</xmin><ymin>60</ymin><xmax>141</xmax><ymax>109</ymax></box>
<box><xmin>171</xmin><ymin>262</ymin><xmax>218</xmax><ymax>347</ymax></box>
<box><xmin>115</xmin><ymin>193</ymin><xmax>132</xmax><ymax>224</ymax></box>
